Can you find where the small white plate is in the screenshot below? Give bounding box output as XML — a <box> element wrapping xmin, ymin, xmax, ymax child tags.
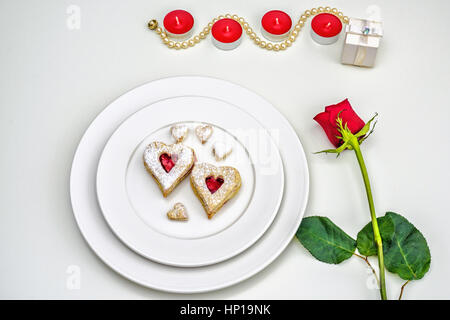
<box><xmin>70</xmin><ymin>76</ymin><xmax>309</xmax><ymax>293</ymax></box>
<box><xmin>96</xmin><ymin>96</ymin><xmax>284</xmax><ymax>267</ymax></box>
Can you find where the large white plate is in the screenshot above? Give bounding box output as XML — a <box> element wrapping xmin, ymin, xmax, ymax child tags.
<box><xmin>70</xmin><ymin>76</ymin><xmax>309</xmax><ymax>293</ymax></box>
<box><xmin>96</xmin><ymin>96</ymin><xmax>283</xmax><ymax>266</ymax></box>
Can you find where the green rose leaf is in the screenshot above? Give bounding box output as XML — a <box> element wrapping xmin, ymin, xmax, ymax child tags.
<box><xmin>383</xmin><ymin>212</ymin><xmax>431</xmax><ymax>280</ymax></box>
<box><xmin>356</xmin><ymin>216</ymin><xmax>395</xmax><ymax>256</ymax></box>
<box><xmin>296</xmin><ymin>216</ymin><xmax>356</xmax><ymax>264</ymax></box>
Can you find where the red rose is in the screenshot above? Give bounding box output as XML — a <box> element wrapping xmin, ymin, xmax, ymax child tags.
<box><xmin>314</xmin><ymin>99</ymin><xmax>366</xmax><ymax>148</ymax></box>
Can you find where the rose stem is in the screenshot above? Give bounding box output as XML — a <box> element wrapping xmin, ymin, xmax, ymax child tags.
<box><xmin>353</xmin><ymin>253</ymin><xmax>380</xmax><ymax>287</ymax></box>
<box><xmin>398</xmin><ymin>280</ymin><xmax>410</xmax><ymax>300</ymax></box>
<box><xmin>349</xmin><ymin>136</ymin><xmax>387</xmax><ymax>300</ymax></box>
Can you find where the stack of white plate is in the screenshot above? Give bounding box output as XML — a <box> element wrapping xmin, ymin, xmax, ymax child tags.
<box><xmin>70</xmin><ymin>76</ymin><xmax>309</xmax><ymax>293</ymax></box>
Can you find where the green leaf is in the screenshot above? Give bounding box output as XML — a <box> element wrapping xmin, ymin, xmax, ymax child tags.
<box><xmin>356</xmin><ymin>216</ymin><xmax>395</xmax><ymax>256</ymax></box>
<box><xmin>383</xmin><ymin>212</ymin><xmax>431</xmax><ymax>280</ymax></box>
<box><xmin>296</xmin><ymin>216</ymin><xmax>356</xmax><ymax>264</ymax></box>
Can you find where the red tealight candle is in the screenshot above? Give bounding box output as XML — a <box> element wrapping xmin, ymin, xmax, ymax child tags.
<box><xmin>310</xmin><ymin>13</ymin><xmax>342</xmax><ymax>45</ymax></box>
<box><xmin>261</xmin><ymin>10</ymin><xmax>292</xmax><ymax>42</ymax></box>
<box><xmin>211</xmin><ymin>18</ymin><xmax>243</xmax><ymax>50</ymax></box>
<box><xmin>163</xmin><ymin>9</ymin><xmax>194</xmax><ymax>40</ymax></box>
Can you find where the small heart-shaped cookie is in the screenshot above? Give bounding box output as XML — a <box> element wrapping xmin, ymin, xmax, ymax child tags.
<box><xmin>167</xmin><ymin>203</ymin><xmax>188</xmax><ymax>221</ymax></box>
<box><xmin>143</xmin><ymin>141</ymin><xmax>195</xmax><ymax>197</ymax></box>
<box><xmin>170</xmin><ymin>124</ymin><xmax>189</xmax><ymax>143</ymax></box>
<box><xmin>195</xmin><ymin>124</ymin><xmax>213</xmax><ymax>144</ymax></box>
<box><xmin>212</xmin><ymin>141</ymin><xmax>233</xmax><ymax>161</ymax></box>
<box><xmin>190</xmin><ymin>163</ymin><xmax>241</xmax><ymax>219</ymax></box>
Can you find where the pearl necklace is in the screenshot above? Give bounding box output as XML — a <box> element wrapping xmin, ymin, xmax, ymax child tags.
<box><xmin>147</xmin><ymin>7</ymin><xmax>348</xmax><ymax>51</ymax></box>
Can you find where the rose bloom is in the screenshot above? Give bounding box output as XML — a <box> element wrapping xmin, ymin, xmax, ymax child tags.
<box><xmin>314</xmin><ymin>99</ymin><xmax>366</xmax><ymax>147</ymax></box>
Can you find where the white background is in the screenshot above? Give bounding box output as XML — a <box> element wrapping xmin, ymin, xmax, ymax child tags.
<box><xmin>1</xmin><ymin>0</ymin><xmax>449</xmax><ymax>299</ymax></box>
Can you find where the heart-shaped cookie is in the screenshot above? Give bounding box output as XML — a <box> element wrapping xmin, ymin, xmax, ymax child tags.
<box><xmin>195</xmin><ymin>124</ymin><xmax>213</xmax><ymax>144</ymax></box>
<box><xmin>190</xmin><ymin>163</ymin><xmax>241</xmax><ymax>219</ymax></box>
<box><xmin>167</xmin><ymin>203</ymin><xmax>188</xmax><ymax>221</ymax></box>
<box><xmin>212</xmin><ymin>141</ymin><xmax>233</xmax><ymax>161</ymax></box>
<box><xmin>170</xmin><ymin>124</ymin><xmax>189</xmax><ymax>143</ymax></box>
<box><xmin>143</xmin><ymin>141</ymin><xmax>195</xmax><ymax>197</ymax></box>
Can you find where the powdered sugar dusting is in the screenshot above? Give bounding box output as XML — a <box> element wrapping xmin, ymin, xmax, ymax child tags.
<box><xmin>170</xmin><ymin>124</ymin><xmax>189</xmax><ymax>143</ymax></box>
<box><xmin>191</xmin><ymin>163</ymin><xmax>241</xmax><ymax>216</ymax></box>
<box><xmin>195</xmin><ymin>124</ymin><xmax>213</xmax><ymax>144</ymax></box>
<box><xmin>167</xmin><ymin>202</ymin><xmax>188</xmax><ymax>221</ymax></box>
<box><xmin>143</xmin><ymin>141</ymin><xmax>195</xmax><ymax>194</ymax></box>
<box><xmin>212</xmin><ymin>141</ymin><xmax>233</xmax><ymax>161</ymax></box>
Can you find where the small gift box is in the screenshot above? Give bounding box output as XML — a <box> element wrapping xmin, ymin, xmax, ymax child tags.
<box><xmin>341</xmin><ymin>18</ymin><xmax>383</xmax><ymax>67</ymax></box>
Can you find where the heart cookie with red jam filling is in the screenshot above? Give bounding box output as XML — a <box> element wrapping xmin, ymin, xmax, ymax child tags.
<box><xmin>190</xmin><ymin>163</ymin><xmax>241</xmax><ymax>219</ymax></box>
<box><xmin>143</xmin><ymin>141</ymin><xmax>195</xmax><ymax>197</ymax></box>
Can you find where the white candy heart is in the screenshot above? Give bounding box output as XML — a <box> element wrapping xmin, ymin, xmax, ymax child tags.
<box><xmin>170</xmin><ymin>124</ymin><xmax>189</xmax><ymax>143</ymax></box>
<box><xmin>167</xmin><ymin>203</ymin><xmax>188</xmax><ymax>221</ymax></box>
<box><xmin>195</xmin><ymin>124</ymin><xmax>213</xmax><ymax>144</ymax></box>
<box><xmin>212</xmin><ymin>141</ymin><xmax>233</xmax><ymax>161</ymax></box>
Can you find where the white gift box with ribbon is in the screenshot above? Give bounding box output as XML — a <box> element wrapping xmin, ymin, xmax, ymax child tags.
<box><xmin>341</xmin><ymin>18</ymin><xmax>383</xmax><ymax>67</ymax></box>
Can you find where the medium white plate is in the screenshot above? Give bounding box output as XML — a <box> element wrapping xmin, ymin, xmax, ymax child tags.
<box><xmin>70</xmin><ymin>76</ymin><xmax>309</xmax><ymax>293</ymax></box>
<box><xmin>96</xmin><ymin>96</ymin><xmax>283</xmax><ymax>266</ymax></box>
